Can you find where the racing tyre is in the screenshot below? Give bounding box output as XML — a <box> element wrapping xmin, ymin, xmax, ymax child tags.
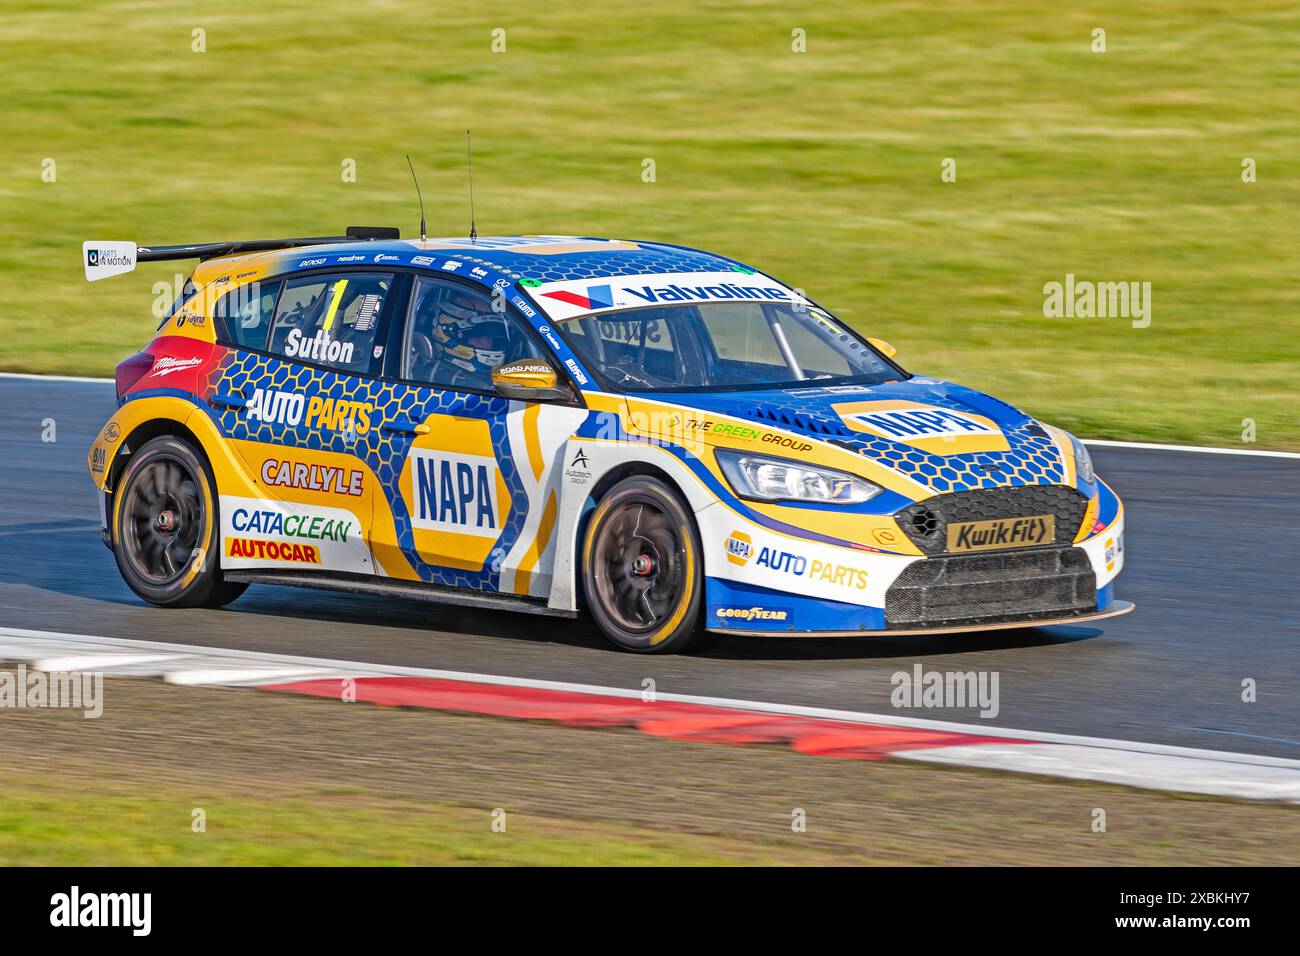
<box><xmin>112</xmin><ymin>435</ymin><xmax>247</xmax><ymax>609</ymax></box>
<box><xmin>582</xmin><ymin>476</ymin><xmax>705</xmax><ymax>653</ymax></box>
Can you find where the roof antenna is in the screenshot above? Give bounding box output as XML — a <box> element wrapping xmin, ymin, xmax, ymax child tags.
<box><xmin>465</xmin><ymin>129</ymin><xmax>478</xmax><ymax>242</ymax></box>
<box><xmin>405</xmin><ymin>154</ymin><xmax>426</xmax><ymax>242</ymax></box>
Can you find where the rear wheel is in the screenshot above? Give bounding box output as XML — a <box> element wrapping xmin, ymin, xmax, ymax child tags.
<box><xmin>112</xmin><ymin>435</ymin><xmax>246</xmax><ymax>608</ymax></box>
<box><xmin>582</xmin><ymin>476</ymin><xmax>704</xmax><ymax>653</ymax></box>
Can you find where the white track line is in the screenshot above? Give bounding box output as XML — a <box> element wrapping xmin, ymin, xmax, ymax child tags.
<box><xmin>2</xmin><ymin>372</ymin><xmax>1296</xmax><ymax>460</ymax></box>
<box><xmin>165</xmin><ymin>666</ymin><xmax>355</xmax><ymax>686</ymax></box>
<box><xmin>2</xmin><ymin>626</ymin><xmax>1299</xmax><ymax>799</ymax></box>
<box><xmin>32</xmin><ymin>653</ymin><xmax>182</xmax><ymax>672</ymax></box>
<box><xmin>1082</xmin><ymin>438</ymin><xmax>1300</xmax><ymax>460</ymax></box>
<box><xmin>899</xmin><ymin>744</ymin><xmax>1300</xmax><ymax>803</ymax></box>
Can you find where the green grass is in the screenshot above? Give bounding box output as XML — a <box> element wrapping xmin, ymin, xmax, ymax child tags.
<box><xmin>0</xmin><ymin>783</ymin><xmax>788</xmax><ymax>866</ymax></box>
<box><xmin>2</xmin><ymin>1</ymin><xmax>1298</xmax><ymax>447</ymax></box>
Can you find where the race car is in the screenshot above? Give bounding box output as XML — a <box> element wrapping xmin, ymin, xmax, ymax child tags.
<box><xmin>84</xmin><ymin>230</ymin><xmax>1130</xmax><ymax>653</ymax></box>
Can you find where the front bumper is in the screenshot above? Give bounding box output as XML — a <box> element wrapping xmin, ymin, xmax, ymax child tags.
<box><xmin>702</xmin><ymin>483</ymin><xmax>1127</xmax><ymax>635</ymax></box>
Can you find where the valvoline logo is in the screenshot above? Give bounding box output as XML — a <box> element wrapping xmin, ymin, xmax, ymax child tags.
<box><xmin>532</xmin><ymin>272</ymin><xmax>804</xmax><ymax>320</ymax></box>
<box><xmin>541</xmin><ymin>284</ymin><xmax>614</xmax><ymax>311</ymax></box>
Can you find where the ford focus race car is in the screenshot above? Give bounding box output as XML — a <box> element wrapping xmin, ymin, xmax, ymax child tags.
<box><xmin>84</xmin><ymin>231</ymin><xmax>1131</xmax><ymax>653</ymax></box>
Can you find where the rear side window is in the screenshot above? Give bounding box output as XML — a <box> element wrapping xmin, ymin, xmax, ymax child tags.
<box><xmin>158</xmin><ymin>276</ymin><xmax>200</xmax><ymax>330</ymax></box>
<box><xmin>267</xmin><ymin>272</ymin><xmax>392</xmax><ymax>374</ymax></box>
<box><xmin>214</xmin><ymin>280</ymin><xmax>282</xmax><ymax>350</ymax></box>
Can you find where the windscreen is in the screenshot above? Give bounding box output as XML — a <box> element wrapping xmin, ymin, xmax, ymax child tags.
<box><xmin>554</xmin><ymin>301</ymin><xmax>901</xmax><ymax>392</ymax></box>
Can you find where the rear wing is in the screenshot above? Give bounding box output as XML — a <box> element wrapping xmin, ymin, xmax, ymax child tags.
<box><xmin>82</xmin><ymin>226</ymin><xmax>400</xmax><ymax>281</ymax></box>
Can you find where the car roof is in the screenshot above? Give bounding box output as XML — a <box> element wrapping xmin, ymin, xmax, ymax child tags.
<box><xmin>194</xmin><ymin>235</ymin><xmax>756</xmax><ymax>288</ymax></box>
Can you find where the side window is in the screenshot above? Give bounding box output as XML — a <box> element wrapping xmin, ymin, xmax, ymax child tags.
<box><xmin>777</xmin><ymin>309</ymin><xmax>855</xmax><ymax>378</ymax></box>
<box><xmin>563</xmin><ymin>308</ymin><xmax>686</xmax><ymax>386</ymax></box>
<box><xmin>268</xmin><ymin>272</ymin><xmax>392</xmax><ymax>374</ymax></box>
<box><xmin>707</xmin><ymin>301</ymin><xmax>782</xmax><ymax>368</ymax></box>
<box><xmin>402</xmin><ymin>277</ymin><xmax>544</xmax><ymax>391</ymax></box>
<box><xmin>594</xmin><ymin>313</ymin><xmax>672</xmax><ymax>354</ymax></box>
<box><xmin>214</xmin><ymin>280</ymin><xmax>282</xmax><ymax>350</ymax></box>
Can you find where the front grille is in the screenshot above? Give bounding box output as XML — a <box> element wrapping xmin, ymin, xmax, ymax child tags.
<box><xmin>897</xmin><ymin>484</ymin><xmax>1089</xmax><ymax>555</ymax></box>
<box><xmin>885</xmin><ymin>547</ymin><xmax>1096</xmax><ymax>629</ymax></box>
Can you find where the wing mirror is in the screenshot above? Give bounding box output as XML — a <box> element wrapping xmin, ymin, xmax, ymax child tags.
<box><xmin>491</xmin><ymin>359</ymin><xmax>574</xmax><ymax>402</ymax></box>
<box><xmin>867</xmin><ymin>337</ymin><xmax>897</xmax><ymax>359</ymax></box>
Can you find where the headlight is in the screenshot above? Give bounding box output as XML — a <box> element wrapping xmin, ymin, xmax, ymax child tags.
<box><xmin>716</xmin><ymin>450</ymin><xmax>882</xmax><ymax>504</ymax></box>
<box><xmin>1069</xmin><ymin>434</ymin><xmax>1095</xmax><ymax>484</ymax></box>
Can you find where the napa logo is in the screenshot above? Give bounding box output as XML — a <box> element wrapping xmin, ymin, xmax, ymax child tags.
<box><xmin>410</xmin><ymin>450</ymin><xmax>501</xmax><ymax>538</ymax></box>
<box><xmin>724</xmin><ymin>530</ymin><xmax>752</xmax><ymax>566</ymax></box>
<box><xmin>847</xmin><ymin>407</ymin><xmax>991</xmax><ymax>440</ymax></box>
<box><xmin>833</xmin><ymin>399</ymin><xmax>1010</xmax><ymax>455</ymax></box>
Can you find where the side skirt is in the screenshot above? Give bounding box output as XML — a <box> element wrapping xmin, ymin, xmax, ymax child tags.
<box><xmin>223</xmin><ymin>570</ymin><xmax>579</xmax><ymax>619</ymax></box>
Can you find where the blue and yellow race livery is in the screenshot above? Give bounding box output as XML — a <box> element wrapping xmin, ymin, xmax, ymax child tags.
<box><xmin>84</xmin><ymin>232</ymin><xmax>1131</xmax><ymax>652</ymax></box>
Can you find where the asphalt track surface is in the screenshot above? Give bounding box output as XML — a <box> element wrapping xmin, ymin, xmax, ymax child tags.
<box><xmin>2</xmin><ymin>377</ymin><xmax>1297</xmax><ymax>758</ymax></box>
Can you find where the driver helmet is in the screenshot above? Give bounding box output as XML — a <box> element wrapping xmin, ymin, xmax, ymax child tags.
<box><xmin>431</xmin><ymin>291</ymin><xmax>491</xmax><ymax>335</ymax></box>
<box><xmin>436</xmin><ymin>313</ymin><xmax>512</xmax><ymax>378</ymax></box>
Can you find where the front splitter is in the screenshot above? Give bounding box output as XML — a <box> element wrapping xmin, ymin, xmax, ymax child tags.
<box><xmin>710</xmin><ymin>600</ymin><xmax>1135</xmax><ymax>638</ymax></box>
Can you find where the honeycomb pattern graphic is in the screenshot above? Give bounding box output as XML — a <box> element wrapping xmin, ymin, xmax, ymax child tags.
<box><xmin>278</xmin><ymin>240</ymin><xmax>747</xmax><ymax>301</ymax></box>
<box><xmin>839</xmin><ymin>418</ymin><xmax>1066</xmax><ymax>494</ymax></box>
<box><xmin>467</xmin><ymin>244</ymin><xmax>745</xmax><ymax>285</ymax></box>
<box><xmin>202</xmin><ymin>349</ymin><xmax>527</xmax><ymax>590</ymax></box>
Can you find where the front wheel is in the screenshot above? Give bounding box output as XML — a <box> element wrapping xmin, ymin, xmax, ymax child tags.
<box><xmin>112</xmin><ymin>435</ymin><xmax>247</xmax><ymax>609</ymax></box>
<box><xmin>582</xmin><ymin>476</ymin><xmax>704</xmax><ymax>653</ymax></box>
